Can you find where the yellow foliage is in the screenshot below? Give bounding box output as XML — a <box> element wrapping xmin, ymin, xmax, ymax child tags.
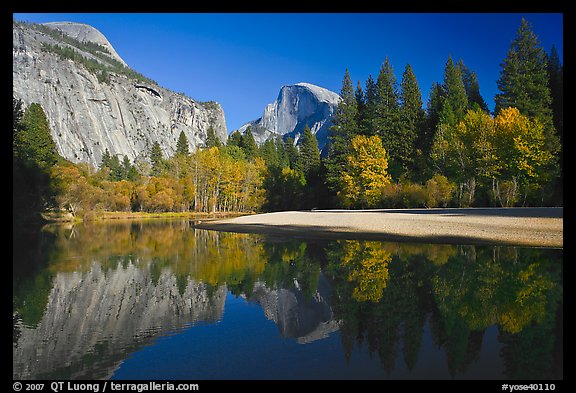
<box><xmin>339</xmin><ymin>135</ymin><xmax>392</xmax><ymax>208</ymax></box>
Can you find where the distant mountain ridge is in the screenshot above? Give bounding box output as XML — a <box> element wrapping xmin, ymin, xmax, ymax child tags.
<box><xmin>13</xmin><ymin>21</ymin><xmax>227</xmax><ymax>167</ymax></box>
<box><xmin>239</xmin><ymin>82</ymin><xmax>340</xmax><ymax>150</ymax></box>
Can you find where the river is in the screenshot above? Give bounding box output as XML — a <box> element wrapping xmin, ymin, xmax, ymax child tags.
<box><xmin>13</xmin><ymin>219</ymin><xmax>563</xmax><ymax>380</ymax></box>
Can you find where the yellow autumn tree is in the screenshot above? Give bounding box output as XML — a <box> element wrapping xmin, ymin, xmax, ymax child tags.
<box><xmin>338</xmin><ymin>135</ymin><xmax>392</xmax><ymax>208</ymax></box>
<box><xmin>492</xmin><ymin>107</ymin><xmax>556</xmax><ymax>206</ymax></box>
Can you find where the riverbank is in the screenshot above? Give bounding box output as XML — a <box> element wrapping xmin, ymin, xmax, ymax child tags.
<box><xmin>38</xmin><ymin>210</ymin><xmax>251</xmax><ymax>223</ymax></box>
<box><xmin>195</xmin><ymin>207</ymin><xmax>563</xmax><ymax>248</ymax></box>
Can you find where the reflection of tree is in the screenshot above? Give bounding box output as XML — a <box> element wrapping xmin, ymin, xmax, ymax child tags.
<box><xmin>14</xmin><ymin>222</ymin><xmax>562</xmax><ymax>379</ymax></box>
<box><xmin>258</xmin><ymin>239</ymin><xmax>322</xmax><ymax>300</ymax></box>
<box><xmin>326</xmin><ymin>240</ymin><xmax>562</xmax><ymax>378</ymax></box>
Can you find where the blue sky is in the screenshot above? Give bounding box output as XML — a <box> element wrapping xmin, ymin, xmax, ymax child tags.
<box><xmin>13</xmin><ymin>13</ymin><xmax>563</xmax><ymax>133</ymax></box>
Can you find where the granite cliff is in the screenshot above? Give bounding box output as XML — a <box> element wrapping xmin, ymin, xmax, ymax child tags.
<box><xmin>238</xmin><ymin>82</ymin><xmax>340</xmax><ymax>150</ymax></box>
<box><xmin>13</xmin><ymin>21</ymin><xmax>227</xmax><ymax>167</ymax></box>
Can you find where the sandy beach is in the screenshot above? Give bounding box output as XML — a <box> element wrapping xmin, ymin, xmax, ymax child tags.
<box><xmin>195</xmin><ymin>207</ymin><xmax>563</xmax><ymax>248</ymax></box>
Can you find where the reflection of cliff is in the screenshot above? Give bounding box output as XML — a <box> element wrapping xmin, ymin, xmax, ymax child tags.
<box><xmin>13</xmin><ymin>260</ymin><xmax>226</xmax><ymax>380</ymax></box>
<box><xmin>250</xmin><ymin>273</ymin><xmax>339</xmax><ymax>344</ymax></box>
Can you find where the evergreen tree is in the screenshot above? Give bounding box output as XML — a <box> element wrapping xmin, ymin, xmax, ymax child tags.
<box><xmin>13</xmin><ymin>102</ymin><xmax>59</xmax><ymax>214</ymax></box>
<box><xmin>355</xmin><ymin>80</ymin><xmax>367</xmax><ymax>135</ymax></box>
<box><xmin>16</xmin><ymin>103</ymin><xmax>58</xmax><ymax>170</ymax></box>
<box><xmin>467</xmin><ymin>71</ymin><xmax>489</xmax><ymax>112</ymax></box>
<box><xmin>99</xmin><ymin>148</ymin><xmax>112</xmax><ymax>171</ymax></box>
<box><xmin>363</xmin><ymin>74</ymin><xmax>378</xmax><ymax>136</ymax></box>
<box><xmin>373</xmin><ymin>57</ymin><xmax>402</xmax><ymax>179</ymax></box>
<box><xmin>442</xmin><ymin>56</ymin><xmax>468</xmax><ymax>123</ymax></box>
<box><xmin>494</xmin><ymin>17</ymin><xmax>560</xmax><ymax>200</ymax></box>
<box><xmin>205</xmin><ymin>126</ymin><xmax>222</xmax><ymax>148</ymax></box>
<box><xmin>296</xmin><ymin>125</ymin><xmax>321</xmax><ymax>178</ymax></box>
<box><xmin>13</xmin><ymin>97</ymin><xmax>24</xmax><ymax>139</ymax></box>
<box><xmin>109</xmin><ymin>154</ymin><xmax>123</xmax><ymax>181</ymax></box>
<box><xmin>547</xmin><ymin>45</ymin><xmax>563</xmax><ymax>148</ymax></box>
<box><xmin>227</xmin><ymin>130</ymin><xmax>243</xmax><ymax>148</ymax></box>
<box><xmin>241</xmin><ymin>127</ymin><xmax>258</xmax><ymax>160</ymax></box>
<box><xmin>149</xmin><ymin>141</ymin><xmax>164</xmax><ymax>176</ymax></box>
<box><xmin>122</xmin><ymin>155</ymin><xmax>138</xmax><ymax>181</ymax></box>
<box><xmin>495</xmin><ymin>18</ymin><xmax>553</xmax><ymax>124</ymax></box>
<box><xmin>399</xmin><ymin>64</ymin><xmax>424</xmax><ymax>177</ymax></box>
<box><xmin>325</xmin><ymin>68</ymin><xmax>358</xmax><ymax>192</ymax></box>
<box><xmin>457</xmin><ymin>59</ymin><xmax>489</xmax><ymax>112</ymax></box>
<box><xmin>176</xmin><ymin>131</ymin><xmax>190</xmax><ymax>156</ymax></box>
<box><xmin>284</xmin><ymin>137</ymin><xmax>299</xmax><ymax>169</ymax></box>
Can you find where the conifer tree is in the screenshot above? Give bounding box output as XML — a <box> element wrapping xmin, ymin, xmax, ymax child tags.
<box><xmin>227</xmin><ymin>130</ymin><xmax>243</xmax><ymax>148</ymax></box>
<box><xmin>373</xmin><ymin>57</ymin><xmax>402</xmax><ymax>179</ymax></box>
<box><xmin>547</xmin><ymin>45</ymin><xmax>563</xmax><ymax>147</ymax></box>
<box><xmin>296</xmin><ymin>125</ymin><xmax>320</xmax><ymax>178</ymax></box>
<box><xmin>457</xmin><ymin>59</ymin><xmax>489</xmax><ymax>112</ymax></box>
<box><xmin>149</xmin><ymin>141</ymin><xmax>164</xmax><ymax>176</ymax></box>
<box><xmin>363</xmin><ymin>74</ymin><xmax>378</xmax><ymax>136</ymax></box>
<box><xmin>495</xmin><ymin>18</ymin><xmax>553</xmax><ymax>123</ymax></box>
<box><xmin>16</xmin><ymin>103</ymin><xmax>58</xmax><ymax>170</ymax></box>
<box><xmin>325</xmin><ymin>68</ymin><xmax>358</xmax><ymax>192</ymax></box>
<box><xmin>205</xmin><ymin>126</ymin><xmax>222</xmax><ymax>148</ymax></box>
<box><xmin>442</xmin><ymin>56</ymin><xmax>468</xmax><ymax>123</ymax></box>
<box><xmin>495</xmin><ymin>17</ymin><xmax>560</xmax><ymax>184</ymax></box>
<box><xmin>241</xmin><ymin>127</ymin><xmax>258</xmax><ymax>160</ymax></box>
<box><xmin>176</xmin><ymin>131</ymin><xmax>190</xmax><ymax>156</ymax></box>
<box><xmin>399</xmin><ymin>64</ymin><xmax>424</xmax><ymax>176</ymax></box>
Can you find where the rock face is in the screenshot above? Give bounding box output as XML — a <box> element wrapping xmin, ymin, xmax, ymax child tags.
<box><xmin>239</xmin><ymin>82</ymin><xmax>340</xmax><ymax>150</ymax></box>
<box><xmin>13</xmin><ymin>21</ymin><xmax>227</xmax><ymax>167</ymax></box>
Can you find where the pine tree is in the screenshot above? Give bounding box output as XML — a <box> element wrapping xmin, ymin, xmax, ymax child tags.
<box><xmin>176</xmin><ymin>131</ymin><xmax>190</xmax><ymax>156</ymax></box>
<box><xmin>325</xmin><ymin>68</ymin><xmax>358</xmax><ymax>192</ymax></box>
<box><xmin>373</xmin><ymin>57</ymin><xmax>402</xmax><ymax>179</ymax></box>
<box><xmin>468</xmin><ymin>71</ymin><xmax>489</xmax><ymax>112</ymax></box>
<box><xmin>99</xmin><ymin>148</ymin><xmax>112</xmax><ymax>171</ymax></box>
<box><xmin>205</xmin><ymin>126</ymin><xmax>222</xmax><ymax>148</ymax></box>
<box><xmin>355</xmin><ymin>80</ymin><xmax>367</xmax><ymax>135</ymax></box>
<box><xmin>241</xmin><ymin>127</ymin><xmax>258</xmax><ymax>160</ymax></box>
<box><xmin>284</xmin><ymin>137</ymin><xmax>299</xmax><ymax>169</ymax></box>
<box><xmin>399</xmin><ymin>64</ymin><xmax>424</xmax><ymax>176</ymax></box>
<box><xmin>363</xmin><ymin>74</ymin><xmax>378</xmax><ymax>136</ymax></box>
<box><xmin>547</xmin><ymin>45</ymin><xmax>563</xmax><ymax>147</ymax></box>
<box><xmin>495</xmin><ymin>17</ymin><xmax>560</xmax><ymax>181</ymax></box>
<box><xmin>16</xmin><ymin>103</ymin><xmax>58</xmax><ymax>170</ymax></box>
<box><xmin>443</xmin><ymin>56</ymin><xmax>468</xmax><ymax>123</ymax></box>
<box><xmin>227</xmin><ymin>130</ymin><xmax>243</xmax><ymax>148</ymax></box>
<box><xmin>495</xmin><ymin>18</ymin><xmax>553</xmax><ymax>122</ymax></box>
<box><xmin>457</xmin><ymin>59</ymin><xmax>488</xmax><ymax>112</ymax></box>
<box><xmin>296</xmin><ymin>125</ymin><xmax>320</xmax><ymax>178</ymax></box>
<box><xmin>149</xmin><ymin>141</ymin><xmax>164</xmax><ymax>176</ymax></box>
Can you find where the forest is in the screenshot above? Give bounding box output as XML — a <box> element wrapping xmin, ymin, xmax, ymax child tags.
<box><xmin>13</xmin><ymin>18</ymin><xmax>563</xmax><ymax>223</ymax></box>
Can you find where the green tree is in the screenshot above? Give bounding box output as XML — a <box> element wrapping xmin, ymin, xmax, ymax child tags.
<box><xmin>457</xmin><ymin>59</ymin><xmax>489</xmax><ymax>113</ymax></box>
<box><xmin>149</xmin><ymin>141</ymin><xmax>165</xmax><ymax>176</ymax></box>
<box><xmin>176</xmin><ymin>131</ymin><xmax>190</xmax><ymax>156</ymax></box>
<box><xmin>241</xmin><ymin>127</ymin><xmax>258</xmax><ymax>160</ymax></box>
<box><xmin>295</xmin><ymin>125</ymin><xmax>320</xmax><ymax>179</ymax></box>
<box><xmin>205</xmin><ymin>126</ymin><xmax>222</xmax><ymax>148</ymax></box>
<box><xmin>443</xmin><ymin>56</ymin><xmax>468</xmax><ymax>123</ymax></box>
<box><xmin>325</xmin><ymin>69</ymin><xmax>358</xmax><ymax>193</ymax></box>
<box><xmin>399</xmin><ymin>64</ymin><xmax>424</xmax><ymax>178</ymax></box>
<box><xmin>495</xmin><ymin>18</ymin><xmax>559</xmax><ymax>154</ymax></box>
<box><xmin>373</xmin><ymin>57</ymin><xmax>401</xmax><ymax>179</ymax></box>
<box><xmin>227</xmin><ymin>130</ymin><xmax>243</xmax><ymax>148</ymax></box>
<box><xmin>15</xmin><ymin>103</ymin><xmax>58</xmax><ymax>170</ymax></box>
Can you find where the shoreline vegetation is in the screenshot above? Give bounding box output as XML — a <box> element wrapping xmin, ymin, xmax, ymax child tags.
<box><xmin>38</xmin><ymin>210</ymin><xmax>250</xmax><ymax>223</ymax></box>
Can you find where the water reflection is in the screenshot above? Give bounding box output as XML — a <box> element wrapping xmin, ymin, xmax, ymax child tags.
<box><xmin>13</xmin><ymin>220</ymin><xmax>562</xmax><ymax>380</ymax></box>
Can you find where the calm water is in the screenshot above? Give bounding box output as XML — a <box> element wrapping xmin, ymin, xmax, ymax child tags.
<box><xmin>13</xmin><ymin>219</ymin><xmax>562</xmax><ymax>380</ymax></box>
